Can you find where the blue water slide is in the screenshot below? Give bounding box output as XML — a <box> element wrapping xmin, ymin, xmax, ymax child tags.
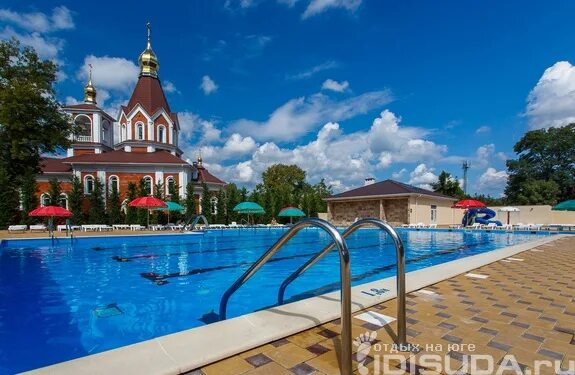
<box><xmin>462</xmin><ymin>208</ymin><xmax>502</xmax><ymax>226</ymax></box>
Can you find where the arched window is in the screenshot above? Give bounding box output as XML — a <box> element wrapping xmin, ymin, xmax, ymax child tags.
<box><xmin>143</xmin><ymin>176</ymin><xmax>153</xmax><ymax>195</ymax></box>
<box><xmin>166</xmin><ymin>176</ymin><xmax>175</xmax><ymax>195</ymax></box>
<box><xmin>84</xmin><ymin>175</ymin><xmax>94</xmax><ymax>194</ymax></box>
<box><xmin>58</xmin><ymin>194</ymin><xmax>68</xmax><ymax>209</ymax></box>
<box><xmin>158</xmin><ymin>126</ymin><xmax>165</xmax><ymax>143</ymax></box>
<box><xmin>210</xmin><ymin>196</ymin><xmax>218</xmax><ymax>216</ymax></box>
<box><xmin>40</xmin><ymin>193</ymin><xmax>50</xmax><ymax>207</ymax></box>
<box><xmin>121</xmin><ymin>124</ymin><xmax>126</xmax><ymax>142</ymax></box>
<box><xmin>109</xmin><ymin>175</ymin><xmax>119</xmax><ymax>194</ymax></box>
<box><xmin>74</xmin><ymin>115</ymin><xmax>92</xmax><ymax>142</ymax></box>
<box><xmin>137</xmin><ymin>123</ymin><xmax>144</xmax><ymax>140</ymax></box>
<box><xmin>102</xmin><ymin>120</ymin><xmax>110</xmax><ymax>143</ymax></box>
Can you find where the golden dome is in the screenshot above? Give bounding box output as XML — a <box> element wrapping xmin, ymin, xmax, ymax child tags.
<box><xmin>139</xmin><ymin>22</ymin><xmax>159</xmax><ymax>78</ymax></box>
<box><xmin>84</xmin><ymin>64</ymin><xmax>97</xmax><ymax>104</ymax></box>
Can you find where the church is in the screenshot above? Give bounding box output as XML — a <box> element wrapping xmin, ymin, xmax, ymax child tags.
<box><xmin>37</xmin><ymin>25</ymin><xmax>226</xmax><ymax>211</ymax></box>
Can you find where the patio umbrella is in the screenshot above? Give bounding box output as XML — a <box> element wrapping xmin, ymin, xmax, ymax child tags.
<box><xmin>498</xmin><ymin>206</ymin><xmax>520</xmax><ymax>224</ymax></box>
<box><xmin>278</xmin><ymin>206</ymin><xmax>305</xmax><ymax>224</ymax></box>
<box><xmin>154</xmin><ymin>201</ymin><xmax>184</xmax><ymax>223</ymax></box>
<box><xmin>233</xmin><ymin>202</ymin><xmax>265</xmax><ymax>224</ymax></box>
<box><xmin>552</xmin><ymin>200</ymin><xmax>575</xmax><ymax>211</ymax></box>
<box><xmin>452</xmin><ymin>199</ymin><xmax>485</xmax><ymax>226</ymax></box>
<box><xmin>29</xmin><ymin>205</ymin><xmax>73</xmax><ymax>236</ymax></box>
<box><xmin>129</xmin><ymin>197</ymin><xmax>167</xmax><ymax>227</ymax></box>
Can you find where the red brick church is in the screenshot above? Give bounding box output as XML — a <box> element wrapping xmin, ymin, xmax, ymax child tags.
<box><xmin>37</xmin><ymin>25</ymin><xmax>225</xmax><ymax>211</ymax></box>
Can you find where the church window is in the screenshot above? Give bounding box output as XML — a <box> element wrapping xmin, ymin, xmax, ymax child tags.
<box><xmin>40</xmin><ymin>193</ymin><xmax>50</xmax><ymax>207</ymax></box>
<box><xmin>109</xmin><ymin>176</ymin><xmax>119</xmax><ymax>194</ymax></box>
<box><xmin>143</xmin><ymin>176</ymin><xmax>153</xmax><ymax>195</ymax></box>
<box><xmin>84</xmin><ymin>175</ymin><xmax>94</xmax><ymax>194</ymax></box>
<box><xmin>137</xmin><ymin>123</ymin><xmax>144</xmax><ymax>140</ymax></box>
<box><xmin>166</xmin><ymin>176</ymin><xmax>175</xmax><ymax>195</ymax></box>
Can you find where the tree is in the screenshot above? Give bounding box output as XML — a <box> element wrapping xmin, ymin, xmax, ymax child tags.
<box><xmin>200</xmin><ymin>183</ymin><xmax>212</xmax><ymax>220</ymax></box>
<box><xmin>125</xmin><ymin>182</ymin><xmax>138</xmax><ymax>224</ymax></box>
<box><xmin>225</xmin><ymin>183</ymin><xmax>240</xmax><ymax>224</ymax></box>
<box><xmin>169</xmin><ymin>181</ymin><xmax>182</xmax><ymax>223</ymax></box>
<box><xmin>431</xmin><ymin>171</ymin><xmax>464</xmax><ymax>198</ymax></box>
<box><xmin>262</xmin><ymin>164</ymin><xmax>306</xmax><ymax>207</ymax></box>
<box><xmin>107</xmin><ymin>183</ymin><xmax>121</xmax><ymax>224</ymax></box>
<box><xmin>510</xmin><ymin>179</ymin><xmax>560</xmax><ymax>206</ymax></box>
<box><xmin>20</xmin><ymin>172</ymin><xmax>38</xmax><ymax>225</ymax></box>
<box><xmin>137</xmin><ymin>178</ymin><xmax>148</xmax><ymax>226</ymax></box>
<box><xmin>184</xmin><ymin>182</ymin><xmax>196</xmax><ymax>221</ymax></box>
<box><xmin>0</xmin><ymin>39</ymin><xmax>73</xmax><ymax>180</ymax></box>
<box><xmin>68</xmin><ymin>175</ymin><xmax>84</xmax><ymax>225</ymax></box>
<box><xmin>215</xmin><ymin>189</ymin><xmax>226</xmax><ymax>224</ymax></box>
<box><xmin>88</xmin><ymin>177</ymin><xmax>106</xmax><ymax>224</ymax></box>
<box><xmin>505</xmin><ymin>124</ymin><xmax>575</xmax><ymax>203</ymax></box>
<box><xmin>47</xmin><ymin>178</ymin><xmax>62</xmax><ymax>206</ymax></box>
<box><xmin>0</xmin><ymin>168</ymin><xmax>19</xmax><ymax>228</ymax></box>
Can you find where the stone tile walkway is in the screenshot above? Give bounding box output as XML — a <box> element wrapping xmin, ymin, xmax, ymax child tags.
<box><xmin>191</xmin><ymin>236</ymin><xmax>575</xmax><ymax>375</ymax></box>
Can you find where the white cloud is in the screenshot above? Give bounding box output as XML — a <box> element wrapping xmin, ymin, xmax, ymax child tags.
<box><xmin>408</xmin><ymin>164</ymin><xmax>438</xmax><ymax>190</ymax></box>
<box><xmin>302</xmin><ymin>0</ymin><xmax>362</xmax><ymax>19</ymax></box>
<box><xmin>322</xmin><ymin>79</ymin><xmax>349</xmax><ymax>92</ymax></box>
<box><xmin>222</xmin><ymin>133</ymin><xmax>257</xmax><ymax>156</ymax></box>
<box><xmin>475</xmin><ymin>125</ymin><xmax>491</xmax><ymax>134</ymax></box>
<box><xmin>0</xmin><ymin>26</ymin><xmax>63</xmax><ymax>60</ymax></box>
<box><xmin>392</xmin><ymin>168</ymin><xmax>407</xmax><ymax>179</ymax></box>
<box><xmin>224</xmin><ymin>0</ymin><xmax>257</xmax><ymax>10</ymax></box>
<box><xmin>230</xmin><ymin>90</ymin><xmax>394</xmax><ymax>141</ymax></box>
<box><xmin>475</xmin><ymin>143</ymin><xmax>495</xmax><ymax>168</ymax></box>
<box><xmin>77</xmin><ymin>56</ymin><xmax>139</xmax><ymax>93</ymax></box>
<box><xmin>200</xmin><ymin>75</ymin><xmax>218</xmax><ymax>95</ymax></box>
<box><xmin>163</xmin><ymin>80</ymin><xmax>179</xmax><ymax>94</ymax></box>
<box><xmin>0</xmin><ymin>6</ymin><xmax>74</xmax><ymax>33</ymax></box>
<box><xmin>478</xmin><ymin>167</ymin><xmax>508</xmax><ymax>192</ymax></box>
<box><xmin>525</xmin><ymin>61</ymin><xmax>575</xmax><ymax>129</ymax></box>
<box><xmin>287</xmin><ymin>60</ymin><xmax>338</xmax><ymax>80</ymax></box>
<box><xmin>278</xmin><ymin>0</ymin><xmax>299</xmax><ymax>7</ymax></box>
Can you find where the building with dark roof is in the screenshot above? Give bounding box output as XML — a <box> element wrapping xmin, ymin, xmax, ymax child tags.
<box><xmin>325</xmin><ymin>179</ymin><xmax>457</xmax><ymax>226</ymax></box>
<box><xmin>37</xmin><ymin>25</ymin><xmax>225</xmax><ymax>213</ymax></box>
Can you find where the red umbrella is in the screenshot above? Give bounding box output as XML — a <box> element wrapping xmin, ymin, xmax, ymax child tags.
<box><xmin>29</xmin><ymin>206</ymin><xmax>73</xmax><ymax>217</ymax></box>
<box><xmin>451</xmin><ymin>199</ymin><xmax>486</xmax><ymax>209</ymax></box>
<box><xmin>129</xmin><ymin>197</ymin><xmax>167</xmax><ymax>227</ymax></box>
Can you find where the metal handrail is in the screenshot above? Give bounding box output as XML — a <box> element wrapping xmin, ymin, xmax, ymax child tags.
<box><xmin>277</xmin><ymin>218</ymin><xmax>407</xmax><ymax>346</ymax></box>
<box><xmin>219</xmin><ymin>218</ymin><xmax>352</xmax><ymax>375</ymax></box>
<box><xmin>181</xmin><ymin>215</ymin><xmax>209</xmax><ymax>232</ymax></box>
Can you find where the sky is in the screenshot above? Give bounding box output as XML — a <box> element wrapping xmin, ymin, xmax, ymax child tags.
<box><xmin>2</xmin><ymin>0</ymin><xmax>575</xmax><ymax>195</ymax></box>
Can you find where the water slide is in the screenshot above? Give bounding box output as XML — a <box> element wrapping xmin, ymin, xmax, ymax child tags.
<box><xmin>462</xmin><ymin>208</ymin><xmax>502</xmax><ymax>226</ymax></box>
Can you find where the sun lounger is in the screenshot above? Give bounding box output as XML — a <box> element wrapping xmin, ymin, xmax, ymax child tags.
<box><xmin>428</xmin><ymin>223</ymin><xmax>437</xmax><ymax>229</ymax></box>
<box><xmin>112</xmin><ymin>224</ymin><xmax>131</xmax><ymax>230</ymax></box>
<box><xmin>150</xmin><ymin>224</ymin><xmax>165</xmax><ymax>231</ymax></box>
<box><xmin>130</xmin><ymin>224</ymin><xmax>145</xmax><ymax>231</ymax></box>
<box><xmin>8</xmin><ymin>225</ymin><xmax>27</xmax><ymax>233</ymax></box>
<box><xmin>469</xmin><ymin>223</ymin><xmax>483</xmax><ymax>230</ymax></box>
<box><xmin>485</xmin><ymin>223</ymin><xmax>498</xmax><ymax>230</ymax></box>
<box><xmin>29</xmin><ymin>224</ymin><xmax>47</xmax><ymax>232</ymax></box>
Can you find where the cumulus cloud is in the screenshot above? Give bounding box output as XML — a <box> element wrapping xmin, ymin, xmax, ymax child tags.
<box><xmin>408</xmin><ymin>164</ymin><xmax>438</xmax><ymax>190</ymax></box>
<box><xmin>287</xmin><ymin>60</ymin><xmax>338</xmax><ymax>80</ymax></box>
<box><xmin>0</xmin><ymin>6</ymin><xmax>74</xmax><ymax>33</ymax></box>
<box><xmin>200</xmin><ymin>75</ymin><xmax>218</xmax><ymax>95</ymax></box>
<box><xmin>163</xmin><ymin>80</ymin><xmax>179</xmax><ymax>94</ymax></box>
<box><xmin>322</xmin><ymin>79</ymin><xmax>349</xmax><ymax>92</ymax></box>
<box><xmin>475</xmin><ymin>125</ymin><xmax>491</xmax><ymax>134</ymax></box>
<box><xmin>77</xmin><ymin>56</ymin><xmax>139</xmax><ymax>93</ymax></box>
<box><xmin>392</xmin><ymin>168</ymin><xmax>407</xmax><ymax>179</ymax></box>
<box><xmin>0</xmin><ymin>27</ymin><xmax>64</xmax><ymax>60</ymax></box>
<box><xmin>302</xmin><ymin>0</ymin><xmax>362</xmax><ymax>19</ymax></box>
<box><xmin>525</xmin><ymin>61</ymin><xmax>575</xmax><ymax>129</ymax></box>
<box><xmin>475</xmin><ymin>143</ymin><xmax>495</xmax><ymax>168</ymax></box>
<box><xmin>230</xmin><ymin>90</ymin><xmax>394</xmax><ymax>141</ymax></box>
<box><xmin>478</xmin><ymin>167</ymin><xmax>508</xmax><ymax>193</ymax></box>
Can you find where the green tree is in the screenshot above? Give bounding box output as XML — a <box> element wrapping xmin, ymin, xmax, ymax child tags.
<box><xmin>0</xmin><ymin>39</ymin><xmax>73</xmax><ymax>180</ymax></box>
<box><xmin>201</xmin><ymin>183</ymin><xmax>212</xmax><ymax>220</ymax></box>
<box><xmin>184</xmin><ymin>182</ymin><xmax>196</xmax><ymax>220</ymax></box>
<box><xmin>153</xmin><ymin>181</ymin><xmax>165</xmax><ymax>224</ymax></box>
<box><xmin>137</xmin><ymin>178</ymin><xmax>148</xmax><ymax>226</ymax></box>
<box><xmin>68</xmin><ymin>175</ymin><xmax>84</xmax><ymax>225</ymax></box>
<box><xmin>431</xmin><ymin>171</ymin><xmax>464</xmax><ymax>198</ymax></box>
<box><xmin>88</xmin><ymin>177</ymin><xmax>106</xmax><ymax>224</ymax></box>
<box><xmin>505</xmin><ymin>124</ymin><xmax>575</xmax><ymax>203</ymax></box>
<box><xmin>511</xmin><ymin>179</ymin><xmax>560</xmax><ymax>205</ymax></box>
<box><xmin>47</xmin><ymin>177</ymin><xmax>62</xmax><ymax>206</ymax></box>
<box><xmin>107</xmin><ymin>183</ymin><xmax>121</xmax><ymax>224</ymax></box>
<box><xmin>0</xmin><ymin>168</ymin><xmax>19</xmax><ymax>228</ymax></box>
<box><xmin>169</xmin><ymin>181</ymin><xmax>182</xmax><ymax>223</ymax></box>
<box><xmin>225</xmin><ymin>183</ymin><xmax>240</xmax><ymax>224</ymax></box>
<box><xmin>20</xmin><ymin>172</ymin><xmax>38</xmax><ymax>225</ymax></box>
<box><xmin>215</xmin><ymin>189</ymin><xmax>226</xmax><ymax>224</ymax></box>
<box><xmin>125</xmin><ymin>182</ymin><xmax>138</xmax><ymax>224</ymax></box>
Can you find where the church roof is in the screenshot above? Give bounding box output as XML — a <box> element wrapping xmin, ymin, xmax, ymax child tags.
<box><xmin>198</xmin><ymin>166</ymin><xmax>226</xmax><ymax>185</ymax></box>
<box><xmin>39</xmin><ymin>157</ymin><xmax>72</xmax><ymax>174</ymax></box>
<box><xmin>63</xmin><ymin>150</ymin><xmax>189</xmax><ymax>165</ymax></box>
<box><xmin>125</xmin><ymin>76</ymin><xmax>176</xmax><ymax>120</ymax></box>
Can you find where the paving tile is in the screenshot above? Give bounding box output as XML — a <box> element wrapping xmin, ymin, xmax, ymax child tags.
<box><xmin>289</xmin><ymin>363</ymin><xmax>317</xmax><ymax>375</ymax></box>
<box><xmin>264</xmin><ymin>343</ymin><xmax>316</xmax><ymax>369</ymax></box>
<box><xmin>202</xmin><ymin>356</ymin><xmax>254</xmax><ymax>375</ymax></box>
<box><xmin>244</xmin><ymin>362</ymin><xmax>292</xmax><ymax>375</ymax></box>
<box><xmin>306</xmin><ymin>343</ymin><xmax>330</xmax><ymax>356</ymax></box>
<box><xmin>244</xmin><ymin>353</ymin><xmax>272</xmax><ymax>368</ymax></box>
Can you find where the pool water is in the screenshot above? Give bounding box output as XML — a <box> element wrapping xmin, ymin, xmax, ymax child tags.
<box><xmin>0</xmin><ymin>228</ymin><xmax>545</xmax><ymax>373</ymax></box>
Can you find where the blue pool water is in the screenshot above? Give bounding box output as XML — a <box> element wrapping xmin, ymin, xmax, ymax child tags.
<box><xmin>0</xmin><ymin>228</ymin><xmax>546</xmax><ymax>373</ymax></box>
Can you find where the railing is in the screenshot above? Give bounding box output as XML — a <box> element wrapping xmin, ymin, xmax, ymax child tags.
<box><xmin>219</xmin><ymin>218</ymin><xmax>352</xmax><ymax>375</ymax></box>
<box><xmin>74</xmin><ymin>135</ymin><xmax>92</xmax><ymax>142</ymax></box>
<box><xmin>181</xmin><ymin>215</ymin><xmax>209</xmax><ymax>232</ymax></box>
<box><xmin>277</xmin><ymin>218</ymin><xmax>407</xmax><ymax>346</ymax></box>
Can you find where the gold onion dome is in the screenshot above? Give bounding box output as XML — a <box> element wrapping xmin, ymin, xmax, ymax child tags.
<box><xmin>84</xmin><ymin>64</ymin><xmax>96</xmax><ymax>104</ymax></box>
<box><xmin>139</xmin><ymin>22</ymin><xmax>159</xmax><ymax>78</ymax></box>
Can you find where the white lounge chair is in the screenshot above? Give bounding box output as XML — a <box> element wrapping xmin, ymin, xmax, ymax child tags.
<box><xmin>8</xmin><ymin>225</ymin><xmax>27</xmax><ymax>233</ymax></box>
<box><xmin>229</xmin><ymin>221</ymin><xmax>239</xmax><ymax>228</ymax></box>
<box><xmin>29</xmin><ymin>224</ymin><xmax>47</xmax><ymax>232</ymax></box>
<box><xmin>428</xmin><ymin>223</ymin><xmax>437</xmax><ymax>229</ymax></box>
<box><xmin>112</xmin><ymin>224</ymin><xmax>131</xmax><ymax>230</ymax></box>
<box><xmin>130</xmin><ymin>224</ymin><xmax>145</xmax><ymax>231</ymax></box>
<box><xmin>469</xmin><ymin>223</ymin><xmax>483</xmax><ymax>230</ymax></box>
<box><xmin>485</xmin><ymin>223</ymin><xmax>497</xmax><ymax>230</ymax></box>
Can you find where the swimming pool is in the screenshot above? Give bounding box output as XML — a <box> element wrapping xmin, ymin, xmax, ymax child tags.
<box><xmin>0</xmin><ymin>228</ymin><xmax>546</xmax><ymax>373</ymax></box>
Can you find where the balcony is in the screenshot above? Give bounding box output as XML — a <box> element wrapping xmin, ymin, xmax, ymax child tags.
<box><xmin>74</xmin><ymin>135</ymin><xmax>92</xmax><ymax>142</ymax></box>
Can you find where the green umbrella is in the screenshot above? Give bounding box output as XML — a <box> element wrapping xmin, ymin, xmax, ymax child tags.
<box><xmin>553</xmin><ymin>200</ymin><xmax>575</xmax><ymax>211</ymax></box>
<box><xmin>154</xmin><ymin>201</ymin><xmax>185</xmax><ymax>223</ymax></box>
<box><xmin>233</xmin><ymin>202</ymin><xmax>265</xmax><ymax>224</ymax></box>
<box><xmin>278</xmin><ymin>206</ymin><xmax>305</xmax><ymax>224</ymax></box>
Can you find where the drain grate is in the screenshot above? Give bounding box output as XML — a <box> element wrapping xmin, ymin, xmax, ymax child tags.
<box><xmin>94</xmin><ymin>303</ymin><xmax>123</xmax><ymax>318</ymax></box>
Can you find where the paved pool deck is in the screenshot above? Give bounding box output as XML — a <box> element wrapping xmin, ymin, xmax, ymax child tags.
<box><xmin>191</xmin><ymin>236</ymin><xmax>575</xmax><ymax>375</ymax></box>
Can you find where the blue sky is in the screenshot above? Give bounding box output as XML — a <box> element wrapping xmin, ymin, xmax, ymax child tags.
<box><xmin>2</xmin><ymin>0</ymin><xmax>575</xmax><ymax>195</ymax></box>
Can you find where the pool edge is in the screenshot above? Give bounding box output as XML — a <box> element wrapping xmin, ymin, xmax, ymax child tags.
<box><xmin>20</xmin><ymin>234</ymin><xmax>564</xmax><ymax>375</ymax></box>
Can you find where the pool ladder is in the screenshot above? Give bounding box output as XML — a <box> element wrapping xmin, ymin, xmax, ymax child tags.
<box><xmin>218</xmin><ymin>218</ymin><xmax>407</xmax><ymax>375</ymax></box>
